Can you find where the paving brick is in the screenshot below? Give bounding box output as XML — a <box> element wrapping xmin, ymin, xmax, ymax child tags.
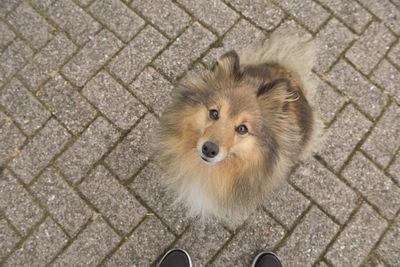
<box><xmin>344</xmin><ymin>152</ymin><xmax>400</xmax><ymax>219</ymax></box>
<box><xmin>105</xmin><ymin>215</ymin><xmax>174</xmax><ymax>267</ymax></box>
<box><xmin>387</xmin><ymin>152</ymin><xmax>399</xmax><ymax>182</ymax></box>
<box><xmin>105</xmin><ymin>113</ymin><xmax>157</xmax><ymax>180</ymax></box>
<box><xmin>319</xmin><ymin>0</ymin><xmax>372</xmax><ymax>33</ymax></box>
<box><xmin>0</xmin><ymin>38</ymin><xmax>32</xmax><ymax>87</ymax></box>
<box><xmin>277</xmin><ymin>206</ymin><xmax>339</xmax><ymax>267</ymax></box>
<box><xmin>264</xmin><ymin>182</ymin><xmax>310</xmax><ymax>229</ymax></box>
<box><xmin>376</xmin><ymin>215</ymin><xmax>400</xmax><ymax>266</ymax></box>
<box><xmin>346</xmin><ymin>22</ymin><xmax>395</xmax><ymax>75</ymax></box>
<box><xmin>89</xmin><ymin>0</ymin><xmax>144</xmax><ymax>42</ymax></box>
<box><xmin>214</xmin><ymin>210</ymin><xmax>285</xmax><ymax>267</ymax></box>
<box><xmin>130</xmin><ymin>162</ymin><xmax>191</xmax><ymax>234</ymax></box>
<box><xmin>75</xmin><ymin>0</ymin><xmax>91</xmax><ymax>7</ymax></box>
<box><xmin>62</xmin><ymin>29</ymin><xmax>123</xmax><ymax>87</ymax></box>
<box><xmin>227</xmin><ymin>0</ymin><xmax>284</xmax><ymax>31</ymax></box>
<box><xmin>108</xmin><ymin>25</ymin><xmax>168</xmax><ymax>85</ymax></box>
<box><xmin>0</xmin><ymin>0</ymin><xmax>19</xmax><ymax>17</ymax></box>
<box><xmin>19</xmin><ymin>33</ymin><xmax>76</xmax><ymax>91</ymax></box>
<box><xmin>79</xmin><ymin>165</ymin><xmax>147</xmax><ymax>234</ymax></box>
<box><xmin>7</xmin><ymin>2</ymin><xmax>55</xmax><ymax>50</ymax></box>
<box><xmin>29</xmin><ymin>0</ymin><xmax>53</xmax><ymax>12</ymax></box>
<box><xmin>176</xmin><ymin>219</ymin><xmax>231</xmax><ymax>267</ymax></box>
<box><xmin>47</xmin><ymin>0</ymin><xmax>101</xmax><ymax>46</ymax></box>
<box><xmin>0</xmin><ymin>21</ymin><xmax>15</xmax><ymax>51</ymax></box>
<box><xmin>273</xmin><ymin>18</ymin><xmax>312</xmax><ymax>39</ymax></box>
<box><xmin>0</xmin><ymin>121</ymin><xmax>25</xmax><ymax>166</ymax></box>
<box><xmin>30</xmin><ymin>167</ymin><xmax>92</xmax><ymax>236</ymax></box>
<box><xmin>290</xmin><ymin>158</ymin><xmax>358</xmax><ymax>224</ymax></box>
<box><xmin>5</xmin><ymin>217</ymin><xmax>67</xmax><ymax>267</ymax></box>
<box><xmin>0</xmin><ymin>217</ymin><xmax>19</xmax><ymax>261</ymax></box>
<box><xmin>37</xmin><ymin>74</ymin><xmax>97</xmax><ymax>134</ymax></box>
<box><xmin>388</xmin><ymin>41</ymin><xmax>400</xmax><ymax>67</ymax></box>
<box><xmin>325</xmin><ymin>203</ymin><xmax>387</xmax><ymax>266</ymax></box>
<box><xmin>154</xmin><ymin>22</ymin><xmax>215</xmax><ymax>79</ymax></box>
<box><xmin>320</xmin><ymin>104</ymin><xmax>372</xmax><ymax>171</ymax></box>
<box><xmin>0</xmin><ymin>169</ymin><xmax>43</xmax><ymax>236</ymax></box>
<box><xmin>371</xmin><ymin>59</ymin><xmax>400</xmax><ymax>103</ymax></box>
<box><xmin>53</xmin><ymin>217</ymin><xmax>120</xmax><ymax>267</ymax></box>
<box><xmin>360</xmin><ymin>0</ymin><xmax>400</xmax><ymax>34</ymax></box>
<box><xmin>362</xmin><ymin>103</ymin><xmax>400</xmax><ymax>167</ymax></box>
<box><xmin>0</xmin><ymin>111</ymin><xmax>5</xmax><ymax>125</ymax></box>
<box><xmin>131</xmin><ymin>0</ymin><xmax>191</xmax><ymax>38</ymax></box>
<box><xmin>0</xmin><ymin>79</ymin><xmax>50</xmax><ymax>136</ymax></box>
<box><xmin>129</xmin><ymin>67</ymin><xmax>173</xmax><ymax>117</ymax></box>
<box><xmin>275</xmin><ymin>0</ymin><xmax>329</xmax><ymax>32</ymax></box>
<box><xmin>327</xmin><ymin>59</ymin><xmax>388</xmax><ymax>119</ymax></box>
<box><xmin>56</xmin><ymin>116</ymin><xmax>120</xmax><ymax>184</ymax></box>
<box><xmin>9</xmin><ymin>118</ymin><xmax>70</xmax><ymax>184</ymax></box>
<box><xmin>178</xmin><ymin>0</ymin><xmax>238</xmax><ymax>35</ymax></box>
<box><xmin>314</xmin><ymin>18</ymin><xmax>354</xmax><ymax>74</ymax></box>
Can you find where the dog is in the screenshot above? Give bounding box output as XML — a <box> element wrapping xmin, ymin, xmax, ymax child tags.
<box><xmin>155</xmin><ymin>32</ymin><xmax>323</xmax><ymax>224</ymax></box>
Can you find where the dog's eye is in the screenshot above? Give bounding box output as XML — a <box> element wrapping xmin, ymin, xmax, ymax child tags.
<box><xmin>209</xmin><ymin>109</ymin><xmax>219</xmax><ymax>120</ymax></box>
<box><xmin>236</xmin><ymin>124</ymin><xmax>248</xmax><ymax>135</ymax></box>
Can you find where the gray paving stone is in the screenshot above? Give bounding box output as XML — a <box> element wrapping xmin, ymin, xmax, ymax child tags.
<box><xmin>5</xmin><ymin>217</ymin><xmax>67</xmax><ymax>267</ymax></box>
<box><xmin>264</xmin><ymin>182</ymin><xmax>310</xmax><ymax>229</ymax></box>
<box><xmin>327</xmin><ymin>59</ymin><xmax>388</xmax><ymax>119</ymax></box>
<box><xmin>53</xmin><ymin>217</ymin><xmax>120</xmax><ymax>267</ymax></box>
<box><xmin>0</xmin><ymin>78</ymin><xmax>50</xmax><ymax>136</ymax></box>
<box><xmin>0</xmin><ymin>21</ymin><xmax>15</xmax><ymax>51</ymax></box>
<box><xmin>376</xmin><ymin>215</ymin><xmax>400</xmax><ymax>266</ymax></box>
<box><xmin>7</xmin><ymin>2</ymin><xmax>55</xmax><ymax>50</ymax></box>
<box><xmin>83</xmin><ymin>71</ymin><xmax>146</xmax><ymax>130</ymax></box>
<box><xmin>273</xmin><ymin>18</ymin><xmax>312</xmax><ymax>39</ymax></box>
<box><xmin>387</xmin><ymin>152</ymin><xmax>399</xmax><ymax>182</ymax></box>
<box><xmin>108</xmin><ymin>25</ymin><xmax>168</xmax><ymax>85</ymax></box>
<box><xmin>178</xmin><ymin>0</ymin><xmax>238</xmax><ymax>35</ymax></box>
<box><xmin>314</xmin><ymin>18</ymin><xmax>354</xmax><ymax>74</ymax></box>
<box><xmin>129</xmin><ymin>67</ymin><xmax>173</xmax><ymax>117</ymax></box>
<box><xmin>176</xmin><ymin>219</ymin><xmax>231</xmax><ymax>267</ymax></box>
<box><xmin>0</xmin><ymin>121</ymin><xmax>25</xmax><ymax>166</ymax></box>
<box><xmin>0</xmin><ymin>169</ymin><xmax>43</xmax><ymax>236</ymax></box>
<box><xmin>56</xmin><ymin>116</ymin><xmax>120</xmax><ymax>184</ymax></box>
<box><xmin>343</xmin><ymin>152</ymin><xmax>400</xmax><ymax>219</ymax></box>
<box><xmin>0</xmin><ymin>38</ymin><xmax>32</xmax><ymax>87</ymax></box>
<box><xmin>227</xmin><ymin>0</ymin><xmax>284</xmax><ymax>31</ymax></box>
<box><xmin>9</xmin><ymin>118</ymin><xmax>70</xmax><ymax>184</ymax></box>
<box><xmin>154</xmin><ymin>22</ymin><xmax>216</xmax><ymax>79</ymax></box>
<box><xmin>388</xmin><ymin>41</ymin><xmax>400</xmax><ymax>67</ymax></box>
<box><xmin>360</xmin><ymin>0</ymin><xmax>400</xmax><ymax>34</ymax></box>
<box><xmin>0</xmin><ymin>217</ymin><xmax>19</xmax><ymax>261</ymax></box>
<box><xmin>75</xmin><ymin>0</ymin><xmax>91</xmax><ymax>7</ymax></box>
<box><xmin>0</xmin><ymin>0</ymin><xmax>19</xmax><ymax>17</ymax></box>
<box><xmin>79</xmin><ymin>165</ymin><xmax>147</xmax><ymax>235</ymax></box>
<box><xmin>320</xmin><ymin>104</ymin><xmax>372</xmax><ymax>171</ymax></box>
<box><xmin>275</xmin><ymin>0</ymin><xmax>329</xmax><ymax>32</ymax></box>
<box><xmin>131</xmin><ymin>0</ymin><xmax>191</xmax><ymax>38</ymax></box>
<box><xmin>89</xmin><ymin>0</ymin><xmax>144</xmax><ymax>42</ymax></box>
<box><xmin>18</xmin><ymin>33</ymin><xmax>76</xmax><ymax>91</ymax></box>
<box><xmin>47</xmin><ymin>0</ymin><xmax>101</xmax><ymax>46</ymax></box>
<box><xmin>105</xmin><ymin>113</ymin><xmax>157</xmax><ymax>180</ymax></box>
<box><xmin>29</xmin><ymin>0</ymin><xmax>54</xmax><ymax>12</ymax></box>
<box><xmin>346</xmin><ymin>22</ymin><xmax>395</xmax><ymax>75</ymax></box>
<box><xmin>0</xmin><ymin>111</ymin><xmax>5</xmax><ymax>125</ymax></box>
<box><xmin>325</xmin><ymin>203</ymin><xmax>387</xmax><ymax>266</ymax></box>
<box><xmin>130</xmin><ymin>162</ymin><xmax>191</xmax><ymax>234</ymax></box>
<box><xmin>290</xmin><ymin>158</ymin><xmax>358</xmax><ymax>224</ymax></box>
<box><xmin>105</xmin><ymin>215</ymin><xmax>175</xmax><ymax>267</ymax></box>
<box><xmin>30</xmin><ymin>167</ymin><xmax>92</xmax><ymax>237</ymax></box>
<box><xmin>371</xmin><ymin>59</ymin><xmax>400</xmax><ymax>103</ymax></box>
<box><xmin>319</xmin><ymin>0</ymin><xmax>372</xmax><ymax>33</ymax></box>
<box><xmin>62</xmin><ymin>29</ymin><xmax>123</xmax><ymax>87</ymax></box>
<box><xmin>214</xmin><ymin>209</ymin><xmax>285</xmax><ymax>267</ymax></box>
<box><xmin>277</xmin><ymin>206</ymin><xmax>339</xmax><ymax>267</ymax></box>
<box><xmin>362</xmin><ymin>103</ymin><xmax>400</xmax><ymax>168</ymax></box>
<box><xmin>37</xmin><ymin>74</ymin><xmax>97</xmax><ymax>134</ymax></box>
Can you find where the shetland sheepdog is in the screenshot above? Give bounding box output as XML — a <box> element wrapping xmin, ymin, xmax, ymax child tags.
<box><xmin>155</xmin><ymin>32</ymin><xmax>323</xmax><ymax>224</ymax></box>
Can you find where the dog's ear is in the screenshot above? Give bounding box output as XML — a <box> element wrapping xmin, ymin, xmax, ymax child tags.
<box><xmin>211</xmin><ymin>50</ymin><xmax>241</xmax><ymax>80</ymax></box>
<box><xmin>256</xmin><ymin>78</ymin><xmax>298</xmax><ymax>108</ymax></box>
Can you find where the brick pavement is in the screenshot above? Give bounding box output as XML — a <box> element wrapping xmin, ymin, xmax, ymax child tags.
<box><xmin>0</xmin><ymin>1</ymin><xmax>399</xmax><ymax>266</ymax></box>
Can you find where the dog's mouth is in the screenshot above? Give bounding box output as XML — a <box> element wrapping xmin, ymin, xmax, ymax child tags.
<box><xmin>201</xmin><ymin>156</ymin><xmax>210</xmax><ymax>162</ymax></box>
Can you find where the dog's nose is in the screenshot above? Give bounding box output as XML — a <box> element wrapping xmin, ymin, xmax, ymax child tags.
<box><xmin>202</xmin><ymin>141</ymin><xmax>219</xmax><ymax>158</ymax></box>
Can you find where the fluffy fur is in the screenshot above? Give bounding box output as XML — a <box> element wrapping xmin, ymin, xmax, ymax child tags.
<box><xmin>155</xmin><ymin>32</ymin><xmax>323</xmax><ymax>224</ymax></box>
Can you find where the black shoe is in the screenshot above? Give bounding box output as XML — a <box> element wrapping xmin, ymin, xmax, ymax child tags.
<box><xmin>158</xmin><ymin>249</ymin><xmax>192</xmax><ymax>267</ymax></box>
<box><xmin>251</xmin><ymin>252</ymin><xmax>282</xmax><ymax>267</ymax></box>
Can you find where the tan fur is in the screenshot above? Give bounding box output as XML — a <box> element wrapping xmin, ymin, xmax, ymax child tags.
<box><xmin>155</xmin><ymin>32</ymin><xmax>323</xmax><ymax>224</ymax></box>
